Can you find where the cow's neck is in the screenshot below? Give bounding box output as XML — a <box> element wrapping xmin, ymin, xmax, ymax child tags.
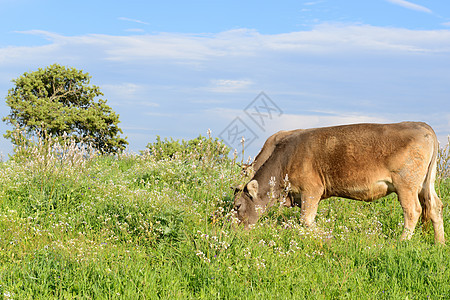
<box><xmin>252</xmin><ymin>149</ymin><xmax>285</xmax><ymax>199</ymax></box>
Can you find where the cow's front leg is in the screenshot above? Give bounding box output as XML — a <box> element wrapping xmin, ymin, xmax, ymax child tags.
<box><xmin>298</xmin><ymin>191</ymin><xmax>323</xmax><ymax>228</ymax></box>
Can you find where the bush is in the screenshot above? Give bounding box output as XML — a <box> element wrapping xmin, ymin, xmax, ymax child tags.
<box><xmin>143</xmin><ymin>134</ymin><xmax>230</xmax><ymax>161</ymax></box>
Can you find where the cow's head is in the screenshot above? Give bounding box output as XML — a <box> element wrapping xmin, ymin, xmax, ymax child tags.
<box><xmin>233</xmin><ymin>180</ymin><xmax>265</xmax><ymax>227</ymax></box>
<box><xmin>233</xmin><ymin>177</ymin><xmax>295</xmax><ymax>227</ymax></box>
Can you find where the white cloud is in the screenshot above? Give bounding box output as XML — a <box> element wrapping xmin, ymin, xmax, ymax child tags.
<box><xmin>102</xmin><ymin>83</ymin><xmax>144</xmax><ymax>99</ymax></box>
<box><xmin>125</xmin><ymin>28</ymin><xmax>146</xmax><ymax>33</ymax></box>
<box><xmin>144</xmin><ymin>112</ymin><xmax>174</xmax><ymax>117</ymax></box>
<box><xmin>5</xmin><ymin>25</ymin><xmax>450</xmax><ymax>68</ymax></box>
<box><xmin>15</xmin><ymin>29</ymin><xmax>63</xmax><ymax>40</ymax></box>
<box><xmin>208</xmin><ymin>79</ymin><xmax>253</xmax><ymax>93</ymax></box>
<box><xmin>386</xmin><ymin>0</ymin><xmax>432</xmax><ymax>14</ymax></box>
<box><xmin>103</xmin><ymin>33</ymin><xmax>218</xmax><ymax>61</ymax></box>
<box><xmin>118</xmin><ymin>17</ymin><xmax>149</xmax><ymax>25</ymax></box>
<box><xmin>102</xmin><ymin>83</ymin><xmax>160</xmax><ymax>107</ymax></box>
<box><xmin>265</xmin><ymin>24</ymin><xmax>450</xmax><ymax>54</ymax></box>
<box><xmin>103</xmin><ymin>82</ymin><xmax>143</xmax><ymax>95</ymax></box>
<box><xmin>304</xmin><ymin>1</ymin><xmax>322</xmax><ymax>6</ymax></box>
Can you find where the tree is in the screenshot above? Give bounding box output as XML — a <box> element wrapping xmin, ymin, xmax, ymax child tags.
<box><xmin>3</xmin><ymin>64</ymin><xmax>128</xmax><ymax>154</ymax></box>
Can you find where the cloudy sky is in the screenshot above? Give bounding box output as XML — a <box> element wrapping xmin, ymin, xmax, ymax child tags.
<box><xmin>0</xmin><ymin>0</ymin><xmax>449</xmax><ymax>158</ymax></box>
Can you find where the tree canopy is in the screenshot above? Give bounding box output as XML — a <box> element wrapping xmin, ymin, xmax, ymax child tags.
<box><xmin>3</xmin><ymin>64</ymin><xmax>128</xmax><ymax>154</ymax></box>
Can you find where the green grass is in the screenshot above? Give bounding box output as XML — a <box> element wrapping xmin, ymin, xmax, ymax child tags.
<box><xmin>0</xmin><ymin>143</ymin><xmax>449</xmax><ymax>299</ymax></box>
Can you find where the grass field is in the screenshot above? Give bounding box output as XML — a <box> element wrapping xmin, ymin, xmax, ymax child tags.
<box><xmin>0</xmin><ymin>135</ymin><xmax>448</xmax><ymax>299</ymax></box>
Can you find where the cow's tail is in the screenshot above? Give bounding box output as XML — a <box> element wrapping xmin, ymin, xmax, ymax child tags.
<box><xmin>420</xmin><ymin>132</ymin><xmax>439</xmax><ymax>230</ymax></box>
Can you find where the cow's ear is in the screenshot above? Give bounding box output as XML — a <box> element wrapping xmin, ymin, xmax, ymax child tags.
<box><xmin>247</xmin><ymin>180</ymin><xmax>259</xmax><ymax>199</ymax></box>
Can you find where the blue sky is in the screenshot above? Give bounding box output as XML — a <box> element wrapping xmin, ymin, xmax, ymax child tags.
<box><xmin>0</xmin><ymin>0</ymin><xmax>449</xmax><ymax>158</ymax></box>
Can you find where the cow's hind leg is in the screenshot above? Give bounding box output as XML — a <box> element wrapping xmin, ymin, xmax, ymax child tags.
<box><xmin>425</xmin><ymin>190</ymin><xmax>445</xmax><ymax>244</ymax></box>
<box><xmin>397</xmin><ymin>188</ymin><xmax>422</xmax><ymax>241</ymax></box>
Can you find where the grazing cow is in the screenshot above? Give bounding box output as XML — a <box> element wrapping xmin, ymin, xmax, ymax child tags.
<box><xmin>233</xmin><ymin>122</ymin><xmax>445</xmax><ymax>244</ymax></box>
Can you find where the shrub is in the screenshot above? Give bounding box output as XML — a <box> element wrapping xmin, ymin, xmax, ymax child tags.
<box><xmin>143</xmin><ymin>133</ymin><xmax>230</xmax><ymax>161</ymax></box>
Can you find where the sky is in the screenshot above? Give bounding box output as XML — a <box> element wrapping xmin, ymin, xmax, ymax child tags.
<box><xmin>0</xmin><ymin>0</ymin><xmax>449</xmax><ymax>159</ymax></box>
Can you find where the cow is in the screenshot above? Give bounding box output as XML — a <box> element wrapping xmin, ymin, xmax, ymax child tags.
<box><xmin>233</xmin><ymin>122</ymin><xmax>445</xmax><ymax>244</ymax></box>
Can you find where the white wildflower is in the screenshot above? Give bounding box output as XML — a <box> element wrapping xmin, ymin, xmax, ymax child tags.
<box><xmin>269</xmin><ymin>176</ymin><xmax>276</xmax><ymax>187</ymax></box>
<box><xmin>195</xmin><ymin>250</ymin><xmax>211</xmax><ymax>263</ymax></box>
<box><xmin>255</xmin><ymin>205</ymin><xmax>265</xmax><ymax>214</ymax></box>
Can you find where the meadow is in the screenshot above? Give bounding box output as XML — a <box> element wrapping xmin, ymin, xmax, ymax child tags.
<box><xmin>0</xmin><ymin>134</ymin><xmax>448</xmax><ymax>299</ymax></box>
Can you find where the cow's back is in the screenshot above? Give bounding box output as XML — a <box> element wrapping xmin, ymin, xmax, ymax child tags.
<box><xmin>279</xmin><ymin>122</ymin><xmax>436</xmax><ymax>200</ymax></box>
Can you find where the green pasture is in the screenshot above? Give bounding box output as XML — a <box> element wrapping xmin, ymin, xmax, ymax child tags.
<box><xmin>0</xmin><ymin>137</ymin><xmax>448</xmax><ymax>299</ymax></box>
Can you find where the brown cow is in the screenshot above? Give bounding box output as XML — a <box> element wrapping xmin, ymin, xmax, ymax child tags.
<box><xmin>233</xmin><ymin>122</ymin><xmax>445</xmax><ymax>244</ymax></box>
